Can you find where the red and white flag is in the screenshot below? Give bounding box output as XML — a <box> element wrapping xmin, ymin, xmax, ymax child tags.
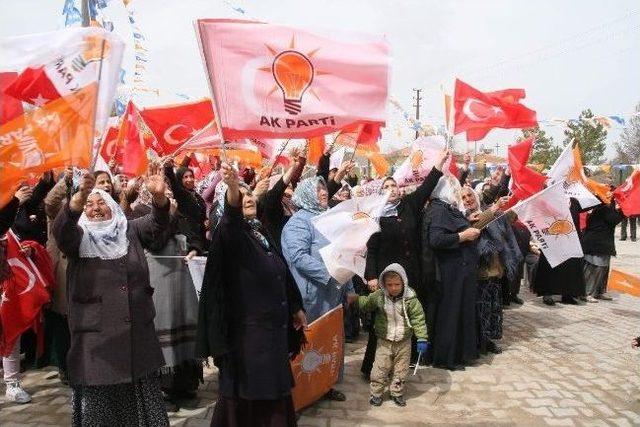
<box><xmin>196</xmin><ymin>19</ymin><xmax>389</xmax><ymax>139</ymax></box>
<box><xmin>506</xmin><ymin>137</ymin><xmax>546</xmax><ymax>209</ymax></box>
<box><xmin>0</xmin><ymin>72</ymin><xmax>23</xmax><ymax>125</ymax></box>
<box><xmin>512</xmin><ymin>182</ymin><xmax>583</xmax><ymax>268</ymax></box>
<box><xmin>613</xmin><ymin>169</ymin><xmax>640</xmax><ymax>217</ymax></box>
<box><xmin>0</xmin><ymin>231</ymin><xmax>52</xmax><ymax>357</ymax></box>
<box><xmin>98</xmin><ymin>117</ymin><xmax>122</xmax><ymax>163</ymax></box>
<box><xmin>453</xmin><ymin>79</ymin><xmax>537</xmax><ymax>141</ymax></box>
<box><xmin>140</xmin><ymin>99</ymin><xmax>215</xmax><ymax>155</ymax></box>
<box><xmin>118</xmin><ymin>102</ymin><xmax>154</xmax><ymax>177</ymax></box>
<box><xmin>1</xmin><ymin>27</ymin><xmax>124</xmax><ymax>135</ymax></box>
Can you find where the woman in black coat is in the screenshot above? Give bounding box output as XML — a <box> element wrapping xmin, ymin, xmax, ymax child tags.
<box><xmin>164</xmin><ymin>160</ymin><xmax>208</xmax><ymax>256</ymax></box>
<box><xmin>360</xmin><ymin>150</ymin><xmax>447</xmax><ymax>377</ymax></box>
<box><xmin>427</xmin><ymin>178</ymin><xmax>481</xmax><ymax>370</ymax></box>
<box><xmin>582</xmin><ymin>199</ymin><xmax>624</xmax><ymax>300</ymax></box>
<box><xmin>196</xmin><ymin>164</ymin><xmax>306</xmax><ymax>427</ymax></box>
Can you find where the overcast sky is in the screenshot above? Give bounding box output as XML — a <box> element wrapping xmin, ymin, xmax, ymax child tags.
<box><xmin>2</xmin><ymin>0</ymin><xmax>639</xmax><ymax>160</ymax></box>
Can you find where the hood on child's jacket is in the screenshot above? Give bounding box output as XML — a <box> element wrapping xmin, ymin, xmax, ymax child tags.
<box><xmin>378</xmin><ymin>262</ymin><xmax>414</xmax><ymax>300</ymax></box>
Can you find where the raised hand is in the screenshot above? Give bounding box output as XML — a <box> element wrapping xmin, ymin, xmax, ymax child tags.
<box><xmin>14</xmin><ymin>186</ymin><xmax>34</xmax><ymax>206</ymax></box>
<box><xmin>436</xmin><ymin>149</ymin><xmax>450</xmax><ymax>171</ymax></box>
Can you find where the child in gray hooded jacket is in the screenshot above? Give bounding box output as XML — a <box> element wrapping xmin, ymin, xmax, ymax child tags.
<box><xmin>358</xmin><ymin>263</ymin><xmax>428</xmax><ymax>407</ymax></box>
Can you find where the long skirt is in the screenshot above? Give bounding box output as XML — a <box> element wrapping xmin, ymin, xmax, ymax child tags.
<box><xmin>71</xmin><ymin>374</ymin><xmax>169</xmax><ymax>427</ymax></box>
<box><xmin>583</xmin><ymin>256</ymin><xmax>610</xmax><ymax>297</ymax></box>
<box><xmin>211</xmin><ymin>395</ymin><xmax>296</xmax><ymax>427</ymax></box>
<box><xmin>476</xmin><ymin>279</ymin><xmax>503</xmax><ymax>351</ymax></box>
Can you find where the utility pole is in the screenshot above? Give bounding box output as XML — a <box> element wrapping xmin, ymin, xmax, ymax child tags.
<box><xmin>494</xmin><ymin>141</ymin><xmax>500</xmax><ymax>157</ymax></box>
<box><xmin>412</xmin><ymin>88</ymin><xmax>422</xmax><ymax>139</ymax></box>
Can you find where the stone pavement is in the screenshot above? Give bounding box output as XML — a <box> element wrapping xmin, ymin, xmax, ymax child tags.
<box><xmin>1</xmin><ymin>231</ymin><xmax>639</xmax><ymax>426</ymax></box>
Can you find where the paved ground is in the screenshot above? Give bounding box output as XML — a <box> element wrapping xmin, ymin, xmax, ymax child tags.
<box><xmin>2</xmin><ymin>231</ymin><xmax>639</xmax><ymax>426</ymax></box>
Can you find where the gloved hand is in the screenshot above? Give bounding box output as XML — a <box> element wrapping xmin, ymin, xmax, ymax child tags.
<box><xmin>416</xmin><ymin>341</ymin><xmax>430</xmax><ymax>354</ymax></box>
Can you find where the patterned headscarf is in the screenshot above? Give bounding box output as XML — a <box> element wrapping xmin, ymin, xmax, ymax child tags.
<box><xmin>292</xmin><ymin>176</ymin><xmax>328</xmax><ymax>214</ymax></box>
<box><xmin>78</xmin><ymin>189</ymin><xmax>129</xmax><ymax>260</ymax></box>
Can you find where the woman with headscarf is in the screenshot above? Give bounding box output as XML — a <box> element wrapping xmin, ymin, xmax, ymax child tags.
<box><xmin>130</xmin><ymin>177</ymin><xmax>203</xmax><ymax>410</ymax></box>
<box><xmin>460</xmin><ymin>187</ymin><xmax>521</xmax><ymax>354</ymax></box>
<box><xmin>281</xmin><ymin>175</ymin><xmax>356</xmax><ymax>401</ymax></box>
<box><xmin>164</xmin><ymin>159</ymin><xmax>208</xmax><ymax>257</ymax></box>
<box><xmin>360</xmin><ymin>150</ymin><xmax>447</xmax><ymax>377</ymax></box>
<box><xmin>53</xmin><ymin>172</ymin><xmax>170</xmax><ymax>426</ymax></box>
<box><xmin>425</xmin><ymin>175</ymin><xmax>481</xmax><ymax>370</ymax></box>
<box><xmin>196</xmin><ymin>163</ymin><xmax>306</xmax><ymax>427</ymax></box>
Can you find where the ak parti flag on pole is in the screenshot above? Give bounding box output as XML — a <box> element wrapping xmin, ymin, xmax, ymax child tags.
<box><xmin>196</xmin><ymin>19</ymin><xmax>389</xmax><ymax>139</ymax></box>
<box><xmin>453</xmin><ymin>79</ymin><xmax>537</xmax><ymax>141</ymax></box>
<box><xmin>0</xmin><ymin>27</ymin><xmax>124</xmax><ymax>136</ymax></box>
<box><xmin>140</xmin><ymin>99</ymin><xmax>215</xmax><ymax>156</ymax></box>
<box><xmin>291</xmin><ymin>305</ymin><xmax>344</xmax><ymax>411</ymax></box>
<box><xmin>0</xmin><ymin>83</ymin><xmax>98</xmax><ymax>207</ymax></box>
<box><xmin>505</xmin><ymin>137</ymin><xmax>546</xmax><ymax>209</ymax></box>
<box><xmin>393</xmin><ymin>135</ymin><xmax>447</xmax><ymax>187</ymax></box>
<box><xmin>607</xmin><ymin>269</ymin><xmax>640</xmax><ymax>297</ymax></box>
<box><xmin>512</xmin><ymin>181</ymin><xmax>583</xmax><ymax>268</ymax></box>
<box><xmin>548</xmin><ymin>142</ymin><xmax>609</xmax><ymax>208</ymax></box>
<box><xmin>0</xmin><ymin>231</ymin><xmax>52</xmax><ymax>357</ymax></box>
<box><xmin>613</xmin><ymin>169</ymin><xmax>640</xmax><ymax>216</ymax></box>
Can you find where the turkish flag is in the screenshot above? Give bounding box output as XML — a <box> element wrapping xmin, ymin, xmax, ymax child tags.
<box><xmin>0</xmin><ymin>72</ymin><xmax>24</xmax><ymax>125</ymax></box>
<box><xmin>3</xmin><ymin>66</ymin><xmax>62</xmax><ymax>107</ymax></box>
<box><xmin>98</xmin><ymin>117</ymin><xmax>122</xmax><ymax>163</ymax></box>
<box><xmin>0</xmin><ymin>231</ymin><xmax>52</xmax><ymax>357</ymax></box>
<box><xmin>505</xmin><ymin>137</ymin><xmax>546</xmax><ymax>209</ymax></box>
<box><xmin>140</xmin><ymin>99</ymin><xmax>214</xmax><ymax>156</ymax></box>
<box><xmin>453</xmin><ymin>79</ymin><xmax>537</xmax><ymax>141</ymax></box>
<box><xmin>613</xmin><ymin>170</ymin><xmax>640</xmax><ymax>216</ymax></box>
<box><xmin>119</xmin><ymin>101</ymin><xmax>152</xmax><ymax>177</ymax></box>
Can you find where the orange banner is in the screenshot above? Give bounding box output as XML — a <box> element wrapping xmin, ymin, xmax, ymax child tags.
<box><xmin>0</xmin><ymin>83</ymin><xmax>97</xmax><ymax>207</ymax></box>
<box><xmin>608</xmin><ymin>269</ymin><xmax>640</xmax><ymax>297</ymax></box>
<box><xmin>291</xmin><ymin>305</ymin><xmax>344</xmax><ymax>411</ymax></box>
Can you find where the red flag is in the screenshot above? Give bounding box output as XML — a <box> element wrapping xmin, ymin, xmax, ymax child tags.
<box><xmin>140</xmin><ymin>99</ymin><xmax>214</xmax><ymax>155</ymax></box>
<box><xmin>0</xmin><ymin>231</ymin><xmax>52</xmax><ymax>357</ymax></box>
<box><xmin>453</xmin><ymin>79</ymin><xmax>537</xmax><ymax>141</ymax></box>
<box><xmin>3</xmin><ymin>66</ymin><xmax>62</xmax><ymax>107</ymax></box>
<box><xmin>98</xmin><ymin>117</ymin><xmax>122</xmax><ymax>163</ymax></box>
<box><xmin>0</xmin><ymin>72</ymin><xmax>24</xmax><ymax>125</ymax></box>
<box><xmin>505</xmin><ymin>137</ymin><xmax>546</xmax><ymax>208</ymax></box>
<box><xmin>119</xmin><ymin>102</ymin><xmax>151</xmax><ymax>177</ymax></box>
<box><xmin>334</xmin><ymin>122</ymin><xmax>381</xmax><ymax>151</ymax></box>
<box><xmin>613</xmin><ymin>170</ymin><xmax>640</xmax><ymax>216</ymax></box>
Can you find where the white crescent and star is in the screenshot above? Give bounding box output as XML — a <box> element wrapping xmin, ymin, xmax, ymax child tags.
<box><xmin>462</xmin><ymin>98</ymin><xmax>504</xmax><ymax>122</ymax></box>
<box><xmin>7</xmin><ymin>258</ymin><xmax>36</xmax><ymax>296</ymax></box>
<box><xmin>164</xmin><ymin>124</ymin><xmax>192</xmax><ymax>145</ymax></box>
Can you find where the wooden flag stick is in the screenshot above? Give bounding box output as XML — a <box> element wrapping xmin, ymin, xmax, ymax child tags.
<box><xmin>89</xmin><ymin>38</ymin><xmax>107</xmax><ymax>172</ymax></box>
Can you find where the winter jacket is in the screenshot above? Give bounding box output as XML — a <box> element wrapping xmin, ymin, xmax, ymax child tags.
<box><xmin>358</xmin><ymin>263</ymin><xmax>427</xmax><ymax>343</ymax></box>
<box><xmin>281</xmin><ymin>208</ymin><xmax>354</xmax><ymax>323</ymax></box>
<box><xmin>581</xmin><ymin>202</ymin><xmax>625</xmax><ymax>256</ymax></box>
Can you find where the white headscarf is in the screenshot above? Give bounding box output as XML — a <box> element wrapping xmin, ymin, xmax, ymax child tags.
<box><xmin>78</xmin><ymin>189</ymin><xmax>129</xmax><ymax>260</ymax></box>
<box><xmin>430</xmin><ymin>175</ymin><xmax>464</xmax><ymax>211</ymax></box>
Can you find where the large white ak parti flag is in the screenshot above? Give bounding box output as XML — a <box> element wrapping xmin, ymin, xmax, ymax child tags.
<box><xmin>512</xmin><ymin>181</ymin><xmax>583</xmax><ymax>268</ymax></box>
<box><xmin>312</xmin><ymin>193</ymin><xmax>389</xmax><ymax>285</ymax></box>
<box><xmin>547</xmin><ymin>143</ymin><xmax>601</xmax><ymax>209</ymax></box>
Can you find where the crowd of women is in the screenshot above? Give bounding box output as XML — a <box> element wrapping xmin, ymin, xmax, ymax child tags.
<box><xmin>0</xmin><ymin>144</ymin><xmax>631</xmax><ymax>426</ymax></box>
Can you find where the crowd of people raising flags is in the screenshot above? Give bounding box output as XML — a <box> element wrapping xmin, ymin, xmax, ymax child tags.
<box><xmin>1</xmin><ymin>142</ymin><xmax>635</xmax><ymax>426</ymax></box>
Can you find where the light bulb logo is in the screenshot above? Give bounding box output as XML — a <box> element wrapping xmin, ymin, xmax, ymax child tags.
<box><xmin>260</xmin><ymin>36</ymin><xmax>329</xmax><ymax>115</ymax></box>
<box><xmin>542</xmin><ymin>218</ymin><xmax>574</xmax><ymax>236</ymax></box>
<box><xmin>272</xmin><ymin>50</ymin><xmax>314</xmax><ymax>115</ymax></box>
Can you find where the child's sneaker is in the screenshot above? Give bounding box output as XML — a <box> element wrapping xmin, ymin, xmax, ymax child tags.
<box><xmin>391</xmin><ymin>395</ymin><xmax>406</xmax><ymax>407</ymax></box>
<box><xmin>5</xmin><ymin>381</ymin><xmax>31</xmax><ymax>404</ymax></box>
<box><xmin>369</xmin><ymin>395</ymin><xmax>383</xmax><ymax>406</ymax></box>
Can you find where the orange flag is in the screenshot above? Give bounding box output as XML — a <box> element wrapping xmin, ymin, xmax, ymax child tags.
<box><xmin>291</xmin><ymin>305</ymin><xmax>344</xmax><ymax>411</ymax></box>
<box><xmin>306</xmin><ymin>135</ymin><xmax>325</xmax><ymax>166</ymax></box>
<box><xmin>573</xmin><ymin>145</ymin><xmax>611</xmax><ymax>203</ymax></box>
<box><xmin>0</xmin><ymin>83</ymin><xmax>97</xmax><ymax>207</ymax></box>
<box><xmin>358</xmin><ymin>149</ymin><xmax>389</xmax><ymax>177</ymax></box>
<box><xmin>608</xmin><ymin>269</ymin><xmax>640</xmax><ymax>297</ymax></box>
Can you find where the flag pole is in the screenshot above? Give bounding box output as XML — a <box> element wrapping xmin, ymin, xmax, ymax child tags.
<box><xmin>89</xmin><ymin>38</ymin><xmax>107</xmax><ymax>173</ymax></box>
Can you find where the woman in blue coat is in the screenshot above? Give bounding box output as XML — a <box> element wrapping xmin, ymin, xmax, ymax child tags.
<box><xmin>281</xmin><ymin>176</ymin><xmax>355</xmax><ymax>401</ymax></box>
